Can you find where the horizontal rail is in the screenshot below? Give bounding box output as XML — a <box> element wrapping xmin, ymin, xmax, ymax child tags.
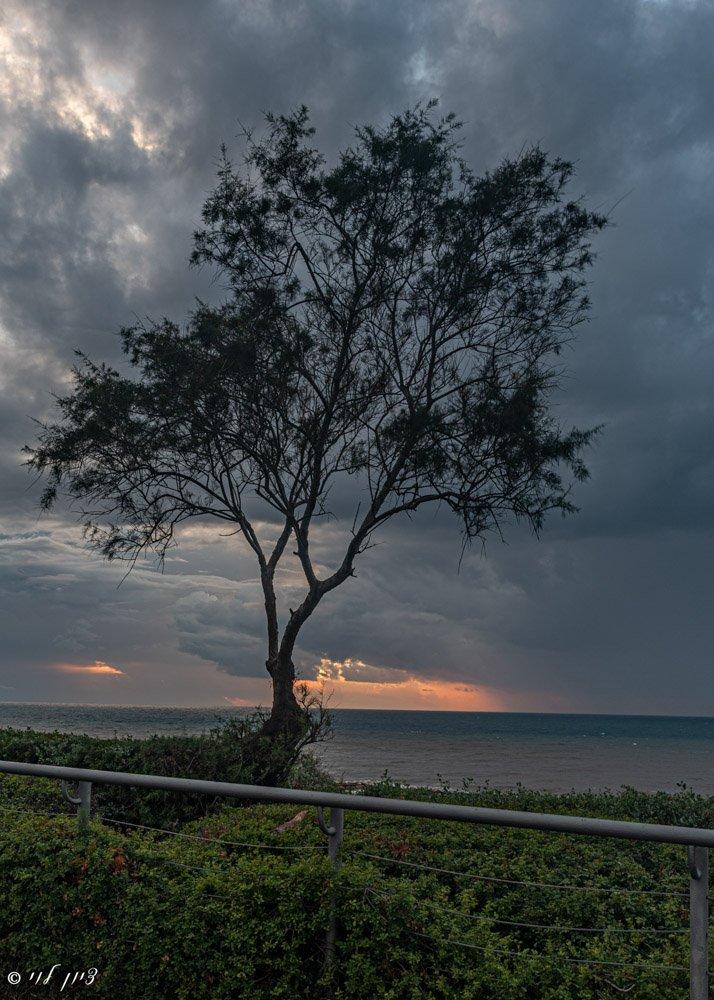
<box><xmin>2</xmin><ymin>758</ymin><xmax>714</xmax><ymax>846</ymax></box>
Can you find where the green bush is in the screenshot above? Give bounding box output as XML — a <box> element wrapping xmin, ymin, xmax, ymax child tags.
<box><xmin>0</xmin><ymin>780</ymin><xmax>705</xmax><ymax>999</ymax></box>
<box><xmin>0</xmin><ymin>812</ymin><xmax>330</xmax><ymax>999</ymax></box>
<box><xmin>361</xmin><ymin>771</ymin><xmax>714</xmax><ymax>828</ymax></box>
<box><xmin>0</xmin><ymin>717</ymin><xmax>336</xmax><ymax>828</ymax></box>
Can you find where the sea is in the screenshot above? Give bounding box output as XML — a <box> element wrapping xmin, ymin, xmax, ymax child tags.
<box><xmin>0</xmin><ymin>703</ymin><xmax>712</xmax><ymax>793</ymax></box>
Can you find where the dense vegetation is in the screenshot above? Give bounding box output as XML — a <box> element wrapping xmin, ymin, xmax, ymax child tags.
<box><xmin>0</xmin><ymin>716</ymin><xmax>327</xmax><ymax>827</ymax></box>
<box><xmin>0</xmin><ymin>728</ymin><xmax>711</xmax><ymax>998</ymax></box>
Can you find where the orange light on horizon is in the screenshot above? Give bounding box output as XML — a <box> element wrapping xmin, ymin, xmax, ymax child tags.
<box><xmin>300</xmin><ymin>677</ymin><xmax>508</xmax><ymax>711</ymax></box>
<box><xmin>52</xmin><ymin>660</ymin><xmax>125</xmax><ymax>677</ymax></box>
<box><xmin>299</xmin><ymin>657</ymin><xmax>509</xmax><ymax>712</ymax></box>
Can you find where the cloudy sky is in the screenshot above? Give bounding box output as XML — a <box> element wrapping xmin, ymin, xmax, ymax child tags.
<box><xmin>1</xmin><ymin>0</ymin><xmax>712</xmax><ymax>714</ymax></box>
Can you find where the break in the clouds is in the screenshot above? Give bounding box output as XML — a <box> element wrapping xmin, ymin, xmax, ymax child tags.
<box><xmin>0</xmin><ymin>0</ymin><xmax>712</xmax><ymax>713</ymax></box>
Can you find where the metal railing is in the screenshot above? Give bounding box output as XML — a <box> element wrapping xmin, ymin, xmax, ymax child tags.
<box><xmin>0</xmin><ymin>758</ymin><xmax>710</xmax><ymax>998</ymax></box>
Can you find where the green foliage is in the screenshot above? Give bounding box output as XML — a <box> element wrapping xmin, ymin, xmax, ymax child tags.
<box><xmin>0</xmin><ymin>811</ymin><xmax>330</xmax><ymax>999</ymax></box>
<box><xmin>0</xmin><ymin>772</ymin><xmax>707</xmax><ymax>998</ymax></box>
<box><xmin>362</xmin><ymin>771</ymin><xmax>714</xmax><ymax>828</ymax></box>
<box><xmin>0</xmin><ymin>717</ymin><xmax>334</xmax><ymax>827</ymax></box>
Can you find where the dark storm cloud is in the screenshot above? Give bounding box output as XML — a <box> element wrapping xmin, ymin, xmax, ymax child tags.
<box><xmin>0</xmin><ymin>0</ymin><xmax>713</xmax><ymax>711</ymax></box>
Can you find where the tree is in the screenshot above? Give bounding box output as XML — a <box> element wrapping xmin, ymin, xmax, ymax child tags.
<box><xmin>27</xmin><ymin>103</ymin><xmax>606</xmax><ymax>739</ymax></box>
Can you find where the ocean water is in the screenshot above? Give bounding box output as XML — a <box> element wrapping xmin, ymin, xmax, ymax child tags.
<box><xmin>0</xmin><ymin>703</ymin><xmax>712</xmax><ymax>793</ymax></box>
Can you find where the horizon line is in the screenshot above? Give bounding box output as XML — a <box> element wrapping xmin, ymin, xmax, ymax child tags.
<box><xmin>1</xmin><ymin>700</ymin><xmax>714</xmax><ymax>721</ymax></box>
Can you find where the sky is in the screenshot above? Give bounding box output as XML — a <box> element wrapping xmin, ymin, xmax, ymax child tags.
<box><xmin>0</xmin><ymin>0</ymin><xmax>713</xmax><ymax>714</ymax></box>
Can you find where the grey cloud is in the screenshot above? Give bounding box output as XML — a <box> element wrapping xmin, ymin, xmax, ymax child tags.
<box><xmin>172</xmin><ymin>588</ymin><xmax>266</xmax><ymax>677</ymax></box>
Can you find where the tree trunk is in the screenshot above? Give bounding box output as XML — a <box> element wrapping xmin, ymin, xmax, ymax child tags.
<box><xmin>262</xmin><ymin>584</ymin><xmax>324</xmax><ymax>740</ymax></box>
<box><xmin>259</xmin><ymin>557</ymin><xmax>304</xmax><ymax>740</ymax></box>
<box><xmin>262</xmin><ymin>651</ymin><xmax>303</xmax><ymax>739</ymax></box>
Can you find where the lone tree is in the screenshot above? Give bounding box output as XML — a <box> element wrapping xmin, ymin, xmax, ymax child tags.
<box><xmin>28</xmin><ymin>104</ymin><xmax>606</xmax><ymax>739</ymax></box>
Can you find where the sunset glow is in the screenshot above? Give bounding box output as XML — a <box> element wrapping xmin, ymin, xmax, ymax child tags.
<box><xmin>302</xmin><ymin>657</ymin><xmax>509</xmax><ymax>711</ymax></box>
<box><xmin>52</xmin><ymin>660</ymin><xmax>125</xmax><ymax>677</ymax></box>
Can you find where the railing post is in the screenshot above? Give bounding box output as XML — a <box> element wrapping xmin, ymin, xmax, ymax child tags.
<box><xmin>317</xmin><ymin>806</ymin><xmax>344</xmax><ymax>979</ymax></box>
<box><xmin>689</xmin><ymin>845</ymin><xmax>708</xmax><ymax>1000</ymax></box>
<box><xmin>77</xmin><ymin>780</ymin><xmax>92</xmax><ymax>836</ymax></box>
<box><xmin>61</xmin><ymin>779</ymin><xmax>92</xmax><ymax>836</ymax></box>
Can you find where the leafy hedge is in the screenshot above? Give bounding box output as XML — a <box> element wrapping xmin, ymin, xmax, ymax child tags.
<box><xmin>0</xmin><ymin>720</ymin><xmax>334</xmax><ymax>827</ymax></box>
<box><xmin>0</xmin><ymin>771</ymin><xmax>708</xmax><ymax>998</ymax></box>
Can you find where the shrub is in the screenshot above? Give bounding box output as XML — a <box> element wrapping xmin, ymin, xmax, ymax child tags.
<box><xmin>0</xmin><ymin>785</ymin><xmax>700</xmax><ymax>999</ymax></box>
<box><xmin>0</xmin><ymin>812</ymin><xmax>331</xmax><ymax>999</ymax></box>
<box><xmin>0</xmin><ymin>713</ymin><xmax>333</xmax><ymax>828</ymax></box>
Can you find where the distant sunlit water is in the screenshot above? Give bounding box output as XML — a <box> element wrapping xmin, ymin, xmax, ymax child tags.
<box><xmin>0</xmin><ymin>703</ymin><xmax>712</xmax><ymax>793</ymax></box>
